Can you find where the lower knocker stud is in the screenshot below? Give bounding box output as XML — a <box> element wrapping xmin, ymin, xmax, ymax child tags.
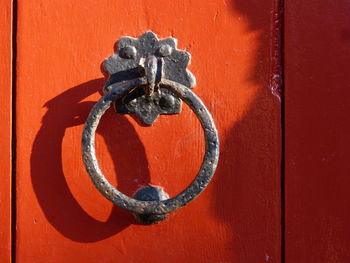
<box><xmin>82</xmin><ymin>32</ymin><xmax>219</xmax><ymax>224</ymax></box>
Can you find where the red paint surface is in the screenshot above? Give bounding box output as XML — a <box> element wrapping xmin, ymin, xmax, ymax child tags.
<box><xmin>15</xmin><ymin>0</ymin><xmax>281</xmax><ymax>262</ymax></box>
<box><xmin>285</xmin><ymin>1</ymin><xmax>350</xmax><ymax>262</ymax></box>
<box><xmin>0</xmin><ymin>1</ymin><xmax>12</xmax><ymax>262</ymax></box>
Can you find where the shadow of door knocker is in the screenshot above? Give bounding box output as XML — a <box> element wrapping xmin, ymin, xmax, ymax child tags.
<box><xmin>82</xmin><ymin>31</ymin><xmax>219</xmax><ymax>224</ymax></box>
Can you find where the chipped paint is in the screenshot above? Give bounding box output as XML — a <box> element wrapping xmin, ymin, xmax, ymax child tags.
<box><xmin>269</xmin><ymin>0</ymin><xmax>283</xmax><ymax>101</ymax></box>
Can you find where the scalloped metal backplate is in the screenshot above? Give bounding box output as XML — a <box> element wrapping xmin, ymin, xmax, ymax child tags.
<box><xmin>103</xmin><ymin>31</ymin><xmax>196</xmax><ymax>125</ymax></box>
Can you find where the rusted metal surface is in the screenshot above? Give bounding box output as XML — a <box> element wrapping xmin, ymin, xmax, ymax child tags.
<box><xmin>82</xmin><ymin>32</ymin><xmax>219</xmax><ymax>223</ymax></box>
<box><xmin>82</xmin><ymin>78</ymin><xmax>219</xmax><ymax>219</ymax></box>
<box><xmin>115</xmin><ymin>87</ymin><xmax>182</xmax><ymax>126</ymax></box>
<box><xmin>103</xmin><ymin>31</ymin><xmax>196</xmax><ymax>125</ymax></box>
<box><xmin>103</xmin><ymin>31</ymin><xmax>196</xmax><ymax>92</ymax></box>
<box><xmin>133</xmin><ymin>185</ymin><xmax>169</xmax><ymax>225</ymax></box>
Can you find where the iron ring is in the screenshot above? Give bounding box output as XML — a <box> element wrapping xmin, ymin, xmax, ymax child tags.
<box><xmin>82</xmin><ymin>78</ymin><xmax>219</xmax><ymax>215</ymax></box>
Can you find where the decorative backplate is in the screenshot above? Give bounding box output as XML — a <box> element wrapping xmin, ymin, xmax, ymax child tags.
<box><xmin>102</xmin><ymin>31</ymin><xmax>196</xmax><ymax>125</ymax></box>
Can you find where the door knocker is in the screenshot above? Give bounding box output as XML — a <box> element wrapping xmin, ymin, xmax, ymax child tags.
<box><xmin>82</xmin><ymin>31</ymin><xmax>219</xmax><ymax>224</ymax></box>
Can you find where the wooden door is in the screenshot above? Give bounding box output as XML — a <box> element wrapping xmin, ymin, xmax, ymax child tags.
<box><xmin>7</xmin><ymin>0</ymin><xmax>281</xmax><ymax>262</ymax></box>
<box><xmin>0</xmin><ymin>1</ymin><xmax>12</xmax><ymax>262</ymax></box>
<box><xmin>284</xmin><ymin>0</ymin><xmax>350</xmax><ymax>262</ymax></box>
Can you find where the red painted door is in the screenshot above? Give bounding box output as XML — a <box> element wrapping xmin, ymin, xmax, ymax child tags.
<box><xmin>0</xmin><ymin>1</ymin><xmax>12</xmax><ymax>262</ymax></box>
<box><xmin>11</xmin><ymin>0</ymin><xmax>281</xmax><ymax>262</ymax></box>
<box><xmin>3</xmin><ymin>0</ymin><xmax>350</xmax><ymax>262</ymax></box>
<box><xmin>284</xmin><ymin>0</ymin><xmax>350</xmax><ymax>262</ymax></box>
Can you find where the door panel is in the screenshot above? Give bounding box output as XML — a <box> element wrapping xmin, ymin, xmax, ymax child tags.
<box><xmin>0</xmin><ymin>0</ymin><xmax>12</xmax><ymax>262</ymax></box>
<box><xmin>16</xmin><ymin>0</ymin><xmax>281</xmax><ymax>262</ymax></box>
<box><xmin>285</xmin><ymin>1</ymin><xmax>350</xmax><ymax>262</ymax></box>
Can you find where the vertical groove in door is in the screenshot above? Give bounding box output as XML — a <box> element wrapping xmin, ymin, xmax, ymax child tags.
<box><xmin>271</xmin><ymin>0</ymin><xmax>285</xmax><ymax>262</ymax></box>
<box><xmin>11</xmin><ymin>0</ymin><xmax>17</xmax><ymax>262</ymax></box>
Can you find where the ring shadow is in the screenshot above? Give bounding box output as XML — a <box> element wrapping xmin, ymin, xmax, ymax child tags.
<box><xmin>30</xmin><ymin>78</ymin><xmax>150</xmax><ymax>242</ymax></box>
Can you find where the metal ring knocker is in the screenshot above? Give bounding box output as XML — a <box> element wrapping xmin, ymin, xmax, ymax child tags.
<box><xmin>82</xmin><ymin>32</ymin><xmax>219</xmax><ymax>224</ymax></box>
